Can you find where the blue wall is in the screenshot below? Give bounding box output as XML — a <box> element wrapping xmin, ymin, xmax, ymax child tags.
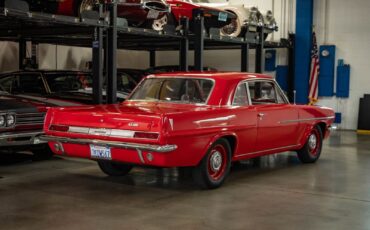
<box><xmin>294</xmin><ymin>0</ymin><xmax>314</xmax><ymax>104</ymax></box>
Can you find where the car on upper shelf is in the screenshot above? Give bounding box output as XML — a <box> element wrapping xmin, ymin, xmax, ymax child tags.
<box><xmin>157</xmin><ymin>0</ymin><xmax>236</xmax><ymax>32</ymax></box>
<box><xmin>0</xmin><ymin>0</ymin><xmax>170</xmax><ymax>31</ymax></box>
<box><xmin>186</xmin><ymin>0</ymin><xmax>278</xmax><ymax>38</ymax></box>
<box><xmin>39</xmin><ymin>72</ymin><xmax>335</xmax><ymax>189</ymax></box>
<box><xmin>0</xmin><ymin>90</ymin><xmax>82</xmax><ymax>159</ymax></box>
<box><xmin>0</xmin><ymin>70</ymin><xmax>143</xmax><ymax>104</ymax></box>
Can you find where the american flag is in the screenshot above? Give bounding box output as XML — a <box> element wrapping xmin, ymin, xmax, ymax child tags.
<box><xmin>308</xmin><ymin>31</ymin><xmax>319</xmax><ymax>105</ymax></box>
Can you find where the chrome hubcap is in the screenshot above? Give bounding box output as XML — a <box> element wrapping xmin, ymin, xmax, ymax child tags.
<box><xmin>308</xmin><ymin>134</ymin><xmax>317</xmax><ymax>150</ymax></box>
<box><xmin>210</xmin><ymin>151</ymin><xmax>223</xmax><ymax>172</ymax></box>
<box><xmin>222</xmin><ymin>20</ymin><xmax>237</xmax><ymax>35</ymax></box>
<box><xmin>152</xmin><ymin>15</ymin><xmax>168</xmax><ymax>31</ymax></box>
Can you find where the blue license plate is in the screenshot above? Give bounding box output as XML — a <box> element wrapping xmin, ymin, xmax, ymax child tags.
<box><xmin>90</xmin><ymin>145</ymin><xmax>111</xmax><ymax>160</ymax></box>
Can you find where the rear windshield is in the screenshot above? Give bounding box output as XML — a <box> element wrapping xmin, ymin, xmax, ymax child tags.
<box><xmin>129</xmin><ymin>77</ymin><xmax>214</xmax><ymax>104</ymax></box>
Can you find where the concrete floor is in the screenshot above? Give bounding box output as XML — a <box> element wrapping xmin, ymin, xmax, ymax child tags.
<box><xmin>1</xmin><ymin>131</ymin><xmax>370</xmax><ymax>230</ymax></box>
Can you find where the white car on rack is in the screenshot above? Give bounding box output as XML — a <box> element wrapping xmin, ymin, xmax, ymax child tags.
<box><xmin>187</xmin><ymin>0</ymin><xmax>278</xmax><ymax>38</ymax></box>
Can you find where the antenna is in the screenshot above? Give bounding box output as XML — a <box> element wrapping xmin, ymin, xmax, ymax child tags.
<box><xmin>293</xmin><ymin>90</ymin><xmax>296</xmax><ymax>104</ymax></box>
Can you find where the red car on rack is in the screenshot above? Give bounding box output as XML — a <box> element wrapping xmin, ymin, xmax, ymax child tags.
<box><xmin>1</xmin><ymin>0</ymin><xmax>170</xmax><ymax>31</ymax></box>
<box><xmin>39</xmin><ymin>72</ymin><xmax>335</xmax><ymax>189</ymax></box>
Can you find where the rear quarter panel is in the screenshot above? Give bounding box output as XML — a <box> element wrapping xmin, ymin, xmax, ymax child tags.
<box><xmin>296</xmin><ymin>105</ymin><xmax>335</xmax><ymax>146</ymax></box>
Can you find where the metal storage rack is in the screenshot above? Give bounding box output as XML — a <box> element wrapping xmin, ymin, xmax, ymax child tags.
<box><xmin>0</xmin><ymin>1</ymin><xmax>294</xmax><ymax>104</ymax></box>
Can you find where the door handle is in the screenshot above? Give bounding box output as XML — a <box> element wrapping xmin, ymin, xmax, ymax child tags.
<box><xmin>258</xmin><ymin>113</ymin><xmax>265</xmax><ymax>120</ymax></box>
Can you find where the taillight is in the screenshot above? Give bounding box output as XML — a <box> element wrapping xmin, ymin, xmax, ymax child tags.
<box><xmin>49</xmin><ymin>125</ymin><xmax>69</xmax><ymax>132</ymax></box>
<box><xmin>134</xmin><ymin>132</ymin><xmax>159</xmax><ymax>139</ymax></box>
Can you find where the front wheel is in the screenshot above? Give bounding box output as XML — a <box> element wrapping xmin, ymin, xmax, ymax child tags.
<box><xmin>221</xmin><ymin>17</ymin><xmax>242</xmax><ymax>37</ymax></box>
<box><xmin>296</xmin><ymin>125</ymin><xmax>323</xmax><ymax>163</ymax></box>
<box><xmin>97</xmin><ymin>160</ymin><xmax>133</xmax><ymax>176</ymax></box>
<box><xmin>192</xmin><ymin>138</ymin><xmax>231</xmax><ymax>189</ymax></box>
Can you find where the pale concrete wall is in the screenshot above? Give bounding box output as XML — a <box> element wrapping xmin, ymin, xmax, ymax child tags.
<box><xmin>314</xmin><ymin>0</ymin><xmax>370</xmax><ymax>130</ymax></box>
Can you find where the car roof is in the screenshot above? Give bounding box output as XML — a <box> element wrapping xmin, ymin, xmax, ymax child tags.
<box><xmin>0</xmin><ymin>70</ymin><xmax>90</xmax><ymax>75</ymax></box>
<box><xmin>150</xmin><ymin>72</ymin><xmax>273</xmax><ymax>81</ymax></box>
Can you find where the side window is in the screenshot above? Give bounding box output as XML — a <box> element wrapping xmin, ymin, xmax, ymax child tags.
<box><xmin>0</xmin><ymin>75</ymin><xmax>15</xmax><ymax>93</ymax></box>
<box><xmin>17</xmin><ymin>74</ymin><xmax>47</xmax><ymax>94</ymax></box>
<box><xmin>249</xmin><ymin>81</ymin><xmax>286</xmax><ymax>105</ymax></box>
<box><xmin>233</xmin><ymin>82</ymin><xmax>249</xmax><ymax>106</ymax></box>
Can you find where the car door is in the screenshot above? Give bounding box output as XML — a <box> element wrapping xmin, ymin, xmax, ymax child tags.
<box><xmin>249</xmin><ymin>80</ymin><xmax>299</xmax><ymax>152</ymax></box>
<box><xmin>231</xmin><ymin>81</ymin><xmax>258</xmax><ymax>156</ymax></box>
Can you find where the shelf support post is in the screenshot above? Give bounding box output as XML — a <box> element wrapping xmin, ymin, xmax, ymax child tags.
<box><xmin>92</xmin><ymin>4</ymin><xmax>104</xmax><ymax>104</ymax></box>
<box><xmin>193</xmin><ymin>9</ymin><xmax>204</xmax><ymax>71</ymax></box>
<box><xmin>19</xmin><ymin>37</ymin><xmax>26</xmax><ymax>70</ymax></box>
<box><xmin>255</xmin><ymin>27</ymin><xmax>265</xmax><ymax>73</ymax></box>
<box><xmin>107</xmin><ymin>1</ymin><xmax>118</xmax><ymax>104</ymax></box>
<box><xmin>180</xmin><ymin>17</ymin><xmax>189</xmax><ymax>72</ymax></box>
<box><xmin>149</xmin><ymin>50</ymin><xmax>156</xmax><ymax>68</ymax></box>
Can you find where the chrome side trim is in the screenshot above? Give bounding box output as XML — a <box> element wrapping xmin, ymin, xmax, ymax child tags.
<box><xmin>236</xmin><ymin>144</ymin><xmax>301</xmax><ymax>158</ymax></box>
<box><xmin>37</xmin><ymin>135</ymin><xmax>177</xmax><ymax>153</ymax></box>
<box><xmin>279</xmin><ymin>116</ymin><xmax>335</xmax><ymax>124</ymax></box>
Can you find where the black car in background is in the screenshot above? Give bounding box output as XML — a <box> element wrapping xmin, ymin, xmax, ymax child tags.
<box><xmin>0</xmin><ymin>91</ymin><xmax>82</xmax><ymax>159</ymax></box>
<box><xmin>0</xmin><ymin>70</ymin><xmax>144</xmax><ymax>104</ymax></box>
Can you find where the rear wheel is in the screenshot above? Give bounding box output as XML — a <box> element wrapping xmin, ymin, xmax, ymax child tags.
<box><xmin>97</xmin><ymin>160</ymin><xmax>133</xmax><ymax>176</ymax></box>
<box><xmin>192</xmin><ymin>138</ymin><xmax>231</xmax><ymax>189</ymax></box>
<box><xmin>297</xmin><ymin>125</ymin><xmax>323</xmax><ymax>163</ymax></box>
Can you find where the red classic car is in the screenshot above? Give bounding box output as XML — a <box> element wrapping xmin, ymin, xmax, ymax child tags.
<box><xmin>39</xmin><ymin>72</ymin><xmax>335</xmax><ymax>189</ymax></box>
<box><xmin>1</xmin><ymin>0</ymin><xmax>170</xmax><ymax>31</ymax></box>
<box><xmin>165</xmin><ymin>0</ymin><xmax>236</xmax><ymax>32</ymax></box>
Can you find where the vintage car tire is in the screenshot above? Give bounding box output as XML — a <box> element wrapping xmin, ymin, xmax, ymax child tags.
<box><xmin>297</xmin><ymin>126</ymin><xmax>323</xmax><ymax>163</ymax></box>
<box><xmin>97</xmin><ymin>160</ymin><xmax>133</xmax><ymax>176</ymax></box>
<box><xmin>220</xmin><ymin>14</ymin><xmax>242</xmax><ymax>37</ymax></box>
<box><xmin>76</xmin><ymin>0</ymin><xmax>97</xmax><ymax>16</ymax></box>
<box><xmin>192</xmin><ymin>138</ymin><xmax>232</xmax><ymax>189</ymax></box>
<box><xmin>148</xmin><ymin>13</ymin><xmax>175</xmax><ymax>32</ymax></box>
<box><xmin>31</xmin><ymin>145</ymin><xmax>54</xmax><ymax>161</ymax></box>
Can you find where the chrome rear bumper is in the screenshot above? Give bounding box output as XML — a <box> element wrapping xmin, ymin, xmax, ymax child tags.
<box><xmin>37</xmin><ymin>135</ymin><xmax>177</xmax><ymax>153</ymax></box>
<box><xmin>0</xmin><ymin>131</ymin><xmax>46</xmax><ymax>147</ymax></box>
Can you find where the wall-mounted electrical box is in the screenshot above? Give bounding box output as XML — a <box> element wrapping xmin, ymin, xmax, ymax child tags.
<box><xmin>265</xmin><ymin>50</ymin><xmax>276</xmax><ymax>72</ymax></box>
<box><xmin>319</xmin><ymin>45</ymin><xmax>336</xmax><ymax>96</ymax></box>
<box><xmin>336</xmin><ymin>62</ymin><xmax>350</xmax><ymax>98</ymax></box>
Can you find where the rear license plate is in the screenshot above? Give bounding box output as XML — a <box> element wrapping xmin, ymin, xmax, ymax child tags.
<box><xmin>218</xmin><ymin>12</ymin><xmax>228</xmax><ymax>22</ymax></box>
<box><xmin>147</xmin><ymin>9</ymin><xmax>159</xmax><ymax>19</ymax></box>
<box><xmin>90</xmin><ymin>145</ymin><xmax>111</xmax><ymax>160</ymax></box>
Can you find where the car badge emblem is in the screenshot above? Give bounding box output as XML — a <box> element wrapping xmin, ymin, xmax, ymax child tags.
<box><xmin>128</xmin><ymin>122</ymin><xmax>139</xmax><ymax>127</ymax></box>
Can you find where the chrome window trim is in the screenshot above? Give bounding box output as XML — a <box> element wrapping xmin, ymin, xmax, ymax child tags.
<box><xmin>127</xmin><ymin>76</ymin><xmax>216</xmax><ymax>105</ymax></box>
<box><xmin>245</xmin><ymin>78</ymin><xmax>290</xmax><ymax>105</ymax></box>
<box><xmin>231</xmin><ymin>81</ymin><xmax>251</xmax><ymax>106</ymax></box>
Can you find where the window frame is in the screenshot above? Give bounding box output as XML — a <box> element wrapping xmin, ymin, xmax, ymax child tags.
<box><xmin>245</xmin><ymin>79</ymin><xmax>289</xmax><ymax>105</ymax></box>
<box><xmin>127</xmin><ymin>76</ymin><xmax>215</xmax><ymax>105</ymax></box>
<box><xmin>232</xmin><ymin>81</ymin><xmax>252</xmax><ymax>106</ymax></box>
